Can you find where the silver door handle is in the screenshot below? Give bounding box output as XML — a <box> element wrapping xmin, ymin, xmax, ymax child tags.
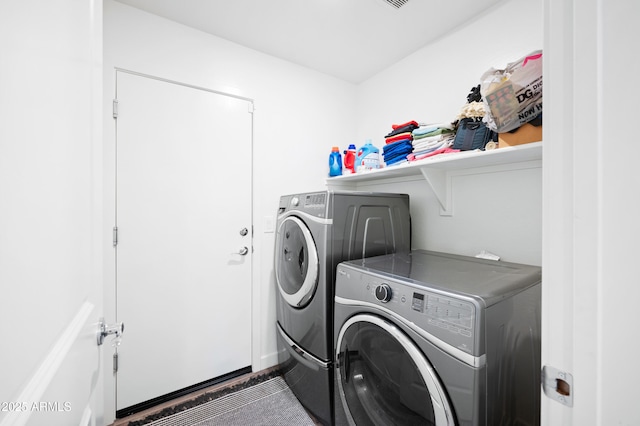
<box><xmin>97</xmin><ymin>318</ymin><xmax>125</xmax><ymax>346</ymax></box>
<box><xmin>238</xmin><ymin>246</ymin><xmax>249</xmax><ymax>256</ymax></box>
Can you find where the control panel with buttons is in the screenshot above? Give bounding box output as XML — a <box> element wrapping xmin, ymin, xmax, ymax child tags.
<box><xmin>339</xmin><ymin>266</ymin><xmax>480</xmax><ymax>355</ymax></box>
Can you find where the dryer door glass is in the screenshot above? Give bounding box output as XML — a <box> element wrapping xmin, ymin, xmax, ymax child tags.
<box><xmin>336</xmin><ymin>314</ymin><xmax>455</xmax><ymax>426</ymax></box>
<box><xmin>275</xmin><ymin>216</ymin><xmax>319</xmax><ymax>308</ymax></box>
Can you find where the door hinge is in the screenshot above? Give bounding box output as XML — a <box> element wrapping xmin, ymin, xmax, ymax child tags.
<box><xmin>113</xmin><ymin>226</ymin><xmax>118</xmax><ymax>247</ymax></box>
<box><xmin>542</xmin><ymin>365</ymin><xmax>573</xmax><ymax>407</ymax></box>
<box><xmin>113</xmin><ymin>352</ymin><xmax>119</xmax><ymax>374</ymax></box>
<box><xmin>113</xmin><ymin>99</ymin><xmax>119</xmax><ymax>119</ymax></box>
<box><xmin>247</xmin><ymin>101</ymin><xmax>254</xmax><ymax>114</ymax></box>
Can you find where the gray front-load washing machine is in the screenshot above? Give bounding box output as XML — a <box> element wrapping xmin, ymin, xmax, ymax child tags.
<box><xmin>275</xmin><ymin>191</ymin><xmax>411</xmax><ymax>425</ymax></box>
<box><xmin>334</xmin><ymin>250</ymin><xmax>541</xmax><ymax>425</ymax></box>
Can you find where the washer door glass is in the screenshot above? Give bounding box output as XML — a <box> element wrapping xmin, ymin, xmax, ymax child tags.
<box><xmin>336</xmin><ymin>314</ymin><xmax>455</xmax><ymax>426</ymax></box>
<box><xmin>275</xmin><ymin>216</ymin><xmax>319</xmax><ymax>308</ymax></box>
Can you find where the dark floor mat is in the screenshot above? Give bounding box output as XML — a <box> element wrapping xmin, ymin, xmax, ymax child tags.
<box><xmin>141</xmin><ymin>376</ymin><xmax>315</xmax><ymax>426</ymax></box>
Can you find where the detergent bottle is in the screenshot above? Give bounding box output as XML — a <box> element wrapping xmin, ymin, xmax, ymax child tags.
<box><xmin>328</xmin><ymin>146</ymin><xmax>343</xmax><ymax>177</ymax></box>
<box><xmin>355</xmin><ymin>140</ymin><xmax>380</xmax><ymax>173</ymax></box>
<box><xmin>343</xmin><ymin>144</ymin><xmax>356</xmax><ymax>174</ymax></box>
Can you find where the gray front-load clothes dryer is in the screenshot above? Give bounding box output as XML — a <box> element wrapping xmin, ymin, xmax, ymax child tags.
<box><xmin>334</xmin><ymin>250</ymin><xmax>542</xmax><ymax>426</ymax></box>
<box><xmin>275</xmin><ymin>191</ymin><xmax>411</xmax><ymax>425</ymax></box>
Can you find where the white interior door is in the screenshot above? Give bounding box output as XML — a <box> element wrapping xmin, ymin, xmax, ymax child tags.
<box><xmin>0</xmin><ymin>1</ymin><xmax>103</xmax><ymax>425</ymax></box>
<box><xmin>115</xmin><ymin>71</ymin><xmax>253</xmax><ymax>412</ymax></box>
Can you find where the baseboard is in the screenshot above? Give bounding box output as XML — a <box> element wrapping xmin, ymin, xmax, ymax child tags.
<box><xmin>260</xmin><ymin>351</ymin><xmax>280</xmax><ymax>370</ymax></box>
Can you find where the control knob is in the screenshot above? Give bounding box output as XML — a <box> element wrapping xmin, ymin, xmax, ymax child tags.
<box><xmin>375</xmin><ymin>283</ymin><xmax>392</xmax><ymax>303</ymax></box>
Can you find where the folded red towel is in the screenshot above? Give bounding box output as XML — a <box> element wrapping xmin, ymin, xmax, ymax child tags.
<box><xmin>392</xmin><ymin>120</ymin><xmax>419</xmax><ymax>130</ymax></box>
<box><xmin>385</xmin><ymin>132</ymin><xmax>412</xmax><ymax>144</ymax></box>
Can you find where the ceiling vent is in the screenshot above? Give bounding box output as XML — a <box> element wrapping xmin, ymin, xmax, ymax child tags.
<box><xmin>380</xmin><ymin>0</ymin><xmax>410</xmax><ymax>9</ymax></box>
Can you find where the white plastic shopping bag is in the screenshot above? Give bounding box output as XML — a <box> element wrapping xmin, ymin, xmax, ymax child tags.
<box><xmin>480</xmin><ymin>50</ymin><xmax>542</xmax><ymax>133</ymax></box>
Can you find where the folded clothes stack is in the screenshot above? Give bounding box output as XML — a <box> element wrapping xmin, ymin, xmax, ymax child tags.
<box><xmin>383</xmin><ymin>120</ymin><xmax>419</xmax><ymax>166</ymax></box>
<box><xmin>407</xmin><ymin>123</ymin><xmax>458</xmax><ymax>162</ymax></box>
<box><xmin>385</xmin><ymin>120</ymin><xmax>419</xmax><ymax>143</ymax></box>
<box><xmin>382</xmin><ymin>139</ymin><xmax>413</xmax><ymax>166</ymax></box>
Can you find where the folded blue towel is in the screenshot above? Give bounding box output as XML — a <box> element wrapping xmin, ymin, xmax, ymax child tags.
<box><xmin>385</xmin><ymin>156</ymin><xmax>409</xmax><ymax>166</ymax></box>
<box><xmin>383</xmin><ymin>139</ymin><xmax>413</xmax><ymax>156</ymax></box>
<box><xmin>383</xmin><ymin>145</ymin><xmax>413</xmax><ymax>163</ymax></box>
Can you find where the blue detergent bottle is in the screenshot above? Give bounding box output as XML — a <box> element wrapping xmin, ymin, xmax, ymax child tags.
<box><xmin>355</xmin><ymin>140</ymin><xmax>380</xmax><ymax>173</ymax></box>
<box><xmin>328</xmin><ymin>146</ymin><xmax>343</xmax><ymax>177</ymax></box>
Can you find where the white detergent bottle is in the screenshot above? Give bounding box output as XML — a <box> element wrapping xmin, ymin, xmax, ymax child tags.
<box><xmin>355</xmin><ymin>140</ymin><xmax>380</xmax><ymax>172</ymax></box>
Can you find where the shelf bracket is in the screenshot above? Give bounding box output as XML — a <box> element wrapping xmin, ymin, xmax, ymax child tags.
<box><xmin>420</xmin><ymin>168</ymin><xmax>452</xmax><ymax>216</ymax></box>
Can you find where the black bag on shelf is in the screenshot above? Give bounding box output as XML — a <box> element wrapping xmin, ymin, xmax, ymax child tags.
<box><xmin>453</xmin><ymin>118</ymin><xmax>496</xmax><ymax>151</ymax></box>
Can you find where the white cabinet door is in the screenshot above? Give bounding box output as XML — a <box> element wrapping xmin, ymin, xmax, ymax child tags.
<box><xmin>115</xmin><ymin>71</ymin><xmax>252</xmax><ymax>413</ymax></box>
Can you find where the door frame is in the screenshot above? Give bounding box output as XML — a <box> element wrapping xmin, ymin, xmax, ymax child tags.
<box><xmin>103</xmin><ymin>68</ymin><xmax>255</xmax><ymax>423</ymax></box>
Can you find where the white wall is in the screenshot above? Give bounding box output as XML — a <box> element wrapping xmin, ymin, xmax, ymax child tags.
<box><xmin>597</xmin><ymin>2</ymin><xmax>640</xmax><ymax>419</ymax></box>
<box><xmin>356</xmin><ymin>0</ymin><xmax>543</xmax><ymax>265</ymax></box>
<box><xmin>102</xmin><ymin>1</ymin><xmax>357</xmax><ymax>420</ymax></box>
<box><xmin>542</xmin><ymin>0</ymin><xmax>640</xmax><ymax>424</ymax></box>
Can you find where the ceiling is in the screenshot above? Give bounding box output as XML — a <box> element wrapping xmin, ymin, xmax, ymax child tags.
<box><xmin>114</xmin><ymin>0</ymin><xmax>507</xmax><ymax>83</ymax></box>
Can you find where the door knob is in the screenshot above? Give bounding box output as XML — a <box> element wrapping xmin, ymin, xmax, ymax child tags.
<box><xmin>97</xmin><ymin>318</ymin><xmax>125</xmax><ymax>346</ymax></box>
<box><xmin>239</xmin><ymin>227</ymin><xmax>249</xmax><ymax>236</ymax></box>
<box><xmin>238</xmin><ymin>246</ymin><xmax>249</xmax><ymax>256</ymax></box>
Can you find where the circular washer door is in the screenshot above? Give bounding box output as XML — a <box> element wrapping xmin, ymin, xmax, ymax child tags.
<box><xmin>275</xmin><ymin>216</ymin><xmax>319</xmax><ymax>308</ymax></box>
<box><xmin>336</xmin><ymin>314</ymin><xmax>456</xmax><ymax>426</ymax></box>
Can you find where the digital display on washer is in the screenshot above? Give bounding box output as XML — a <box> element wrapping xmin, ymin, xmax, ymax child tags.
<box><xmin>411</xmin><ymin>292</ymin><xmax>424</xmax><ymax>312</ymax></box>
<box><xmin>304</xmin><ymin>193</ymin><xmax>326</xmax><ymax>206</ymax></box>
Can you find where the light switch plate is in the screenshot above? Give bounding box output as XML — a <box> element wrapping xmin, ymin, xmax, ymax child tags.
<box><xmin>263</xmin><ymin>215</ymin><xmax>274</xmax><ymax>233</ymax></box>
